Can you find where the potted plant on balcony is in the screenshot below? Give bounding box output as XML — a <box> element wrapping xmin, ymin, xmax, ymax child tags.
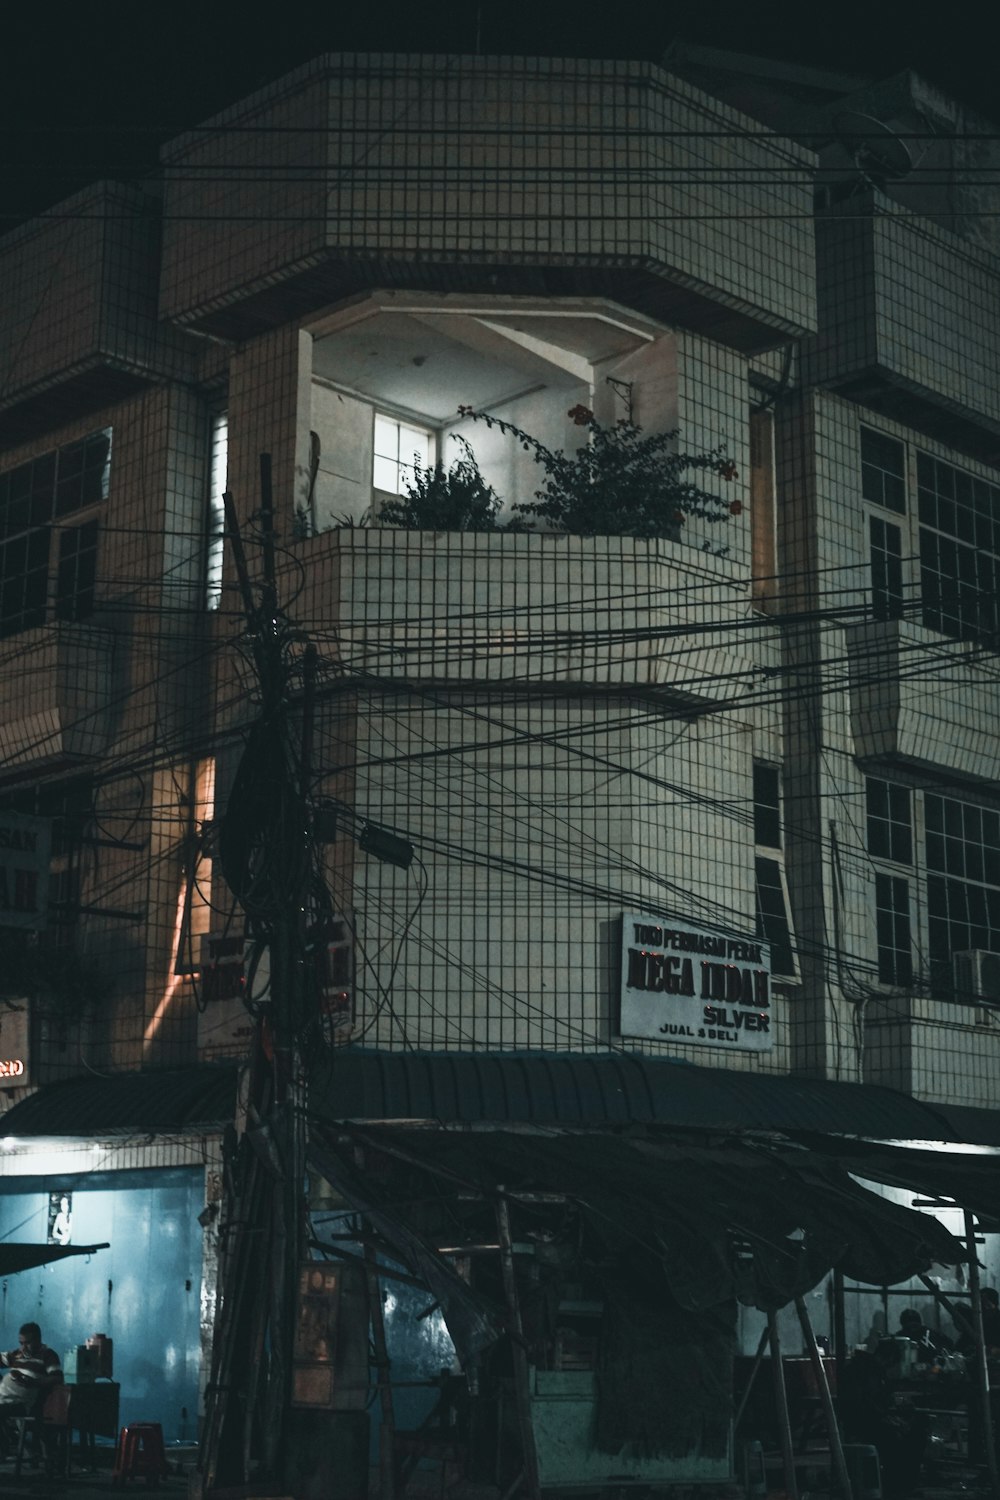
<box><xmin>458</xmin><ymin>403</ymin><xmax>739</xmax><ymax>541</ymax></box>
<box><xmin>379</xmin><ymin>436</ymin><xmax>502</xmax><ymax>532</ymax></box>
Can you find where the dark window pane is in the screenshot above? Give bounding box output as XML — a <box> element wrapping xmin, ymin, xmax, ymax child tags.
<box><xmin>861</xmin><ymin>428</ymin><xmax>906</xmax><ymax>515</ymax></box>
<box><xmin>875</xmin><ymin>873</ymin><xmax>911</xmax><ymax>986</ymax></box>
<box><xmin>55</xmin><ymin>520</ymin><xmax>98</xmax><ymax>622</ymax></box>
<box><xmin>753</xmin><ymin>763</ymin><xmax>781</xmax><ymax>848</ymax></box>
<box><xmin>866</xmin><ymin>777</ymin><xmax>911</xmax><ymax>865</ymax></box>
<box><xmin>919</xmin><ymin>452</ymin><xmax>1000</xmax><ymax>647</ymax></box>
<box><xmin>871</xmin><ymin>517</ymin><xmax>904</xmax><ymax>620</ymax></box>
<box><xmin>755</xmin><ymin>856</ymin><xmax>795</xmax><ymax>977</ymax></box>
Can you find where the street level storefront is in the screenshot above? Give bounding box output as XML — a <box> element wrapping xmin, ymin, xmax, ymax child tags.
<box><xmin>275</xmin><ymin>1052</ymin><xmax>1000</xmax><ymax>1498</ymax></box>
<box><xmin>0</xmin><ymin>1064</ymin><xmax>238</xmax><ymax>1441</ymax></box>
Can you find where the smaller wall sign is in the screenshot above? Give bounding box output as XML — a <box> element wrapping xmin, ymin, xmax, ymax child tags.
<box><xmin>619</xmin><ymin>912</ymin><xmax>774</xmax><ymax>1053</ymax></box>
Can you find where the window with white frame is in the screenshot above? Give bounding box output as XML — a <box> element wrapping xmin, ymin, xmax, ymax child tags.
<box><xmin>917</xmin><ymin>453</ymin><xmax>1000</xmax><ymax>645</ymax></box>
<box><xmin>865</xmin><ymin>774</ymin><xmax>1000</xmax><ymax>996</ymax></box>
<box><xmin>925</xmin><ymin>792</ymin><xmax>1000</xmax><ymax>987</ymax></box>
<box><xmin>0</xmin><ymin>429</ymin><xmax>111</xmax><ymax>639</ymax></box>
<box><xmin>860</xmin><ymin>424</ymin><xmax>1000</xmax><ymax>647</ymax></box>
<box><xmin>372</xmin><ymin>414</ymin><xmax>432</xmax><ymax>496</ymax></box>
<box><xmin>753</xmin><ymin>761</ymin><xmax>798</xmax><ymax>980</ymax></box>
<box><xmin>866</xmin><ymin>776</ymin><xmax>914</xmax><ymax>987</ymax></box>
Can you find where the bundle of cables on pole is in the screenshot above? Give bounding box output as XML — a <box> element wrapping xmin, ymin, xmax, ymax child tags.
<box><xmin>218</xmin><ymin>698</ymin><xmax>337</xmax><ymax>1042</ymax></box>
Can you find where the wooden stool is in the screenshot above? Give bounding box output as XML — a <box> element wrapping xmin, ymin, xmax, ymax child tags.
<box><xmin>112</xmin><ymin>1423</ymin><xmax>169</xmax><ymax>1486</ymax></box>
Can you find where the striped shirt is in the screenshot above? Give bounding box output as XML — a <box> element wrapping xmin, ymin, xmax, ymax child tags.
<box><xmin>0</xmin><ymin>1343</ymin><xmax>62</xmax><ymax>1405</ymax></box>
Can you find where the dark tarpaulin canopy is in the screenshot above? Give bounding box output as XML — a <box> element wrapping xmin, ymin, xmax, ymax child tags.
<box><xmin>309</xmin><ymin>1125</ymin><xmax>965</xmax><ymax>1463</ymax></box>
<box><xmin>788</xmin><ymin>1133</ymin><xmax>1000</xmax><ymax>1229</ymax></box>
<box><xmin>0</xmin><ymin>1242</ymin><xmax>109</xmax><ymax>1275</ymax></box>
<box><xmin>310</xmin><ymin>1126</ymin><xmax>965</xmax><ymax>1316</ymax></box>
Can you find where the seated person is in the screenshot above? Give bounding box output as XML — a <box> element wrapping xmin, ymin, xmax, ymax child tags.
<box><xmin>0</xmin><ymin>1324</ymin><xmax>62</xmax><ymax>1461</ymax></box>
<box><xmin>897</xmin><ymin>1308</ymin><xmax>952</xmax><ymax>1363</ymax></box>
<box><xmin>0</xmin><ymin>1322</ymin><xmax>62</xmax><ymax>1409</ymax></box>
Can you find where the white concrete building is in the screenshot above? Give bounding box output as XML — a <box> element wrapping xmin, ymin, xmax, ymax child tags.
<box><xmin>0</xmin><ymin>47</ymin><xmax>998</xmax><ymax>1455</ymax></box>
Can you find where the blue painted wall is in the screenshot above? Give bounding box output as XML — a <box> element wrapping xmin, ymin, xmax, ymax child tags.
<box><xmin>0</xmin><ymin>1167</ymin><xmax>203</xmax><ymax>1442</ymax></box>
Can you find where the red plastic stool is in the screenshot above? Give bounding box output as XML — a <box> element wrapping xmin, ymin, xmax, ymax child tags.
<box><xmin>112</xmin><ymin>1424</ymin><xmax>169</xmax><ymax>1487</ymax></box>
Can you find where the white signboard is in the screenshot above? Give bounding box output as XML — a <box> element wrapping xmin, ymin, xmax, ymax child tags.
<box><xmin>619</xmin><ymin>912</ymin><xmax>774</xmax><ymax>1053</ymax></box>
<box><xmin>0</xmin><ymin>812</ymin><xmax>50</xmax><ymax>930</ymax></box>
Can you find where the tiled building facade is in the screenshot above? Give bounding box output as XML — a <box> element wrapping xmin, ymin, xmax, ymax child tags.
<box><xmin>0</xmin><ymin>49</ymin><xmax>999</xmax><ymax>1429</ymax></box>
<box><xmin>1</xmin><ymin>47</ymin><xmax>999</xmax><ymax>1103</ymax></box>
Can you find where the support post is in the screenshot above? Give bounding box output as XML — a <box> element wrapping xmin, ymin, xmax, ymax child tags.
<box><xmin>364</xmin><ymin>1232</ymin><xmax>396</xmax><ymax>1500</ymax></box>
<box><xmin>734</xmin><ymin>1324</ymin><xmax>771</xmax><ymax>1434</ymax></box>
<box><xmin>795</xmin><ymin>1295</ymin><xmax>853</xmax><ymax>1500</ymax></box>
<box><xmin>495</xmin><ymin>1190</ymin><xmax>541</xmax><ymax>1500</ymax></box>
<box><xmin>964</xmin><ymin>1210</ymin><xmax>1000</xmax><ymax>1500</ymax></box>
<box><xmin>767</xmin><ymin>1308</ymin><xmax>799</xmax><ymax>1500</ymax></box>
<box><xmin>832</xmin><ymin>1267</ymin><xmax>846</xmax><ymax>1391</ymax></box>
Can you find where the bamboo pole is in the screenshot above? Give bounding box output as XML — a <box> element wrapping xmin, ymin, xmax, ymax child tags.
<box><xmin>964</xmin><ymin>1210</ymin><xmax>1000</xmax><ymax>1500</ymax></box>
<box><xmin>734</xmin><ymin>1324</ymin><xmax>771</xmax><ymax>1434</ymax></box>
<box><xmin>364</xmin><ymin>1232</ymin><xmax>396</xmax><ymax>1500</ymax></box>
<box><xmin>795</xmin><ymin>1295</ymin><xmax>853</xmax><ymax>1500</ymax></box>
<box><xmin>767</xmin><ymin>1308</ymin><xmax>799</xmax><ymax>1500</ymax></box>
<box><xmin>495</xmin><ymin>1190</ymin><xmax>541</xmax><ymax>1500</ymax></box>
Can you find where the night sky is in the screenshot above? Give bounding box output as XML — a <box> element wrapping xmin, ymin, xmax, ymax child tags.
<box><xmin>2</xmin><ymin>0</ymin><xmax>995</xmax><ymax>229</ymax></box>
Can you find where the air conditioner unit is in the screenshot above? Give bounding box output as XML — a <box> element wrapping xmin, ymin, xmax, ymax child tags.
<box><xmin>952</xmin><ymin>949</ymin><xmax>1000</xmax><ymax>1004</ymax></box>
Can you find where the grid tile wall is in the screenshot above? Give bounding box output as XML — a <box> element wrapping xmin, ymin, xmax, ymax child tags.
<box><xmin>0</xmin><ymin>183</ymin><xmax>193</xmax><ymax>412</ymax></box>
<box><xmin>0</xmin><ymin>384</ymin><xmax>217</xmax><ymax>1076</ymax></box>
<box><xmin>778</xmin><ymin>388</ymin><xmax>1000</xmax><ymax>1104</ymax></box>
<box><xmin>160</xmin><ymin>54</ymin><xmax>816</xmax><ymax>338</ymax></box>
<box><xmin>287</xmin><ymin>506</ymin><xmax>789</xmax><ymax>1068</ymax></box>
<box><xmin>802</xmin><ymin>193</ymin><xmax>1000</xmax><ymax>436</ymax></box>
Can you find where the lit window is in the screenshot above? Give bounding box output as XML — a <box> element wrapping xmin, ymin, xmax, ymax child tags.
<box><xmin>373</xmin><ymin>415</ymin><xmax>432</xmax><ymax>496</ymax></box>
<box><xmin>0</xmin><ymin>429</ymin><xmax>110</xmax><ymax>639</ymax></box>
<box><xmin>206</xmin><ymin>412</ymin><xmax>227</xmax><ymax>611</ymax></box>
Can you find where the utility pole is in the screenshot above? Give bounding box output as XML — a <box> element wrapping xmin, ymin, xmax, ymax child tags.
<box><xmin>202</xmin><ymin>455</ymin><xmax>318</xmax><ymax>1492</ymax></box>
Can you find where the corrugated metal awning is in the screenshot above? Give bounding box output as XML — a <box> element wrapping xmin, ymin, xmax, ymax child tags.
<box><xmin>5</xmin><ymin>1052</ymin><xmax>997</xmax><ymax>1152</ymax></box>
<box><xmin>0</xmin><ymin>1064</ymin><xmax>238</xmax><ymax>1138</ymax></box>
<box><xmin>311</xmin><ymin>1050</ymin><xmax>1000</xmax><ymax>1146</ymax></box>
